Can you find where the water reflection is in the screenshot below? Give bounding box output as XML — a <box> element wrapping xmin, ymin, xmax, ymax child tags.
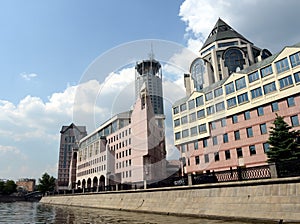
<box><xmin>0</xmin><ymin>202</ymin><xmax>257</xmax><ymax>224</ymax></box>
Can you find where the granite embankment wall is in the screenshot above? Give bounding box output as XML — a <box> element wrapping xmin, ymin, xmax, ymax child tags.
<box><xmin>41</xmin><ymin>177</ymin><xmax>300</xmax><ymax>223</ymax></box>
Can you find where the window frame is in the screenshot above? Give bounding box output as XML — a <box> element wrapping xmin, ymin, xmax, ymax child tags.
<box><xmin>225</xmin><ymin>82</ymin><xmax>235</xmax><ymax>95</ymax></box>
<box><xmin>251</xmin><ymin>87</ymin><xmax>263</xmax><ymax>99</ymax></box>
<box><xmin>279</xmin><ymin>75</ymin><xmax>293</xmax><ymax>89</ymax></box>
<box><xmin>235</xmin><ymin>77</ymin><xmax>246</xmax><ymax>91</ymax></box>
<box><xmin>263</xmin><ymin>81</ymin><xmax>277</xmax><ymax>94</ymax></box>
<box><xmin>275</xmin><ymin>57</ymin><xmax>290</xmax><ymax>74</ymax></box>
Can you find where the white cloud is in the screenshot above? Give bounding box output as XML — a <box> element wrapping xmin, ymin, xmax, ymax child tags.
<box><xmin>0</xmin><ymin>145</ymin><xmax>20</xmax><ymax>154</ymax></box>
<box><xmin>179</xmin><ymin>0</ymin><xmax>300</xmax><ymax>53</ymax></box>
<box><xmin>20</xmin><ymin>72</ymin><xmax>38</xmax><ymax>81</ymax></box>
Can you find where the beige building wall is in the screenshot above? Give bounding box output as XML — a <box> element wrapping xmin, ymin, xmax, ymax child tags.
<box><xmin>173</xmin><ymin>38</ymin><xmax>300</xmax><ymax>175</ymax></box>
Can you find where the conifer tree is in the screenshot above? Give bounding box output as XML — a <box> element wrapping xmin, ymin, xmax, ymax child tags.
<box><xmin>37</xmin><ymin>172</ymin><xmax>56</xmax><ymax>194</ymax></box>
<box><xmin>267</xmin><ymin>114</ymin><xmax>300</xmax><ymax>163</ymax></box>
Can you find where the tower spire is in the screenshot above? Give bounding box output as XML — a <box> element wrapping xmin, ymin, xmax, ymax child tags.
<box><xmin>148</xmin><ymin>43</ymin><xmax>155</xmax><ymax>61</ymax></box>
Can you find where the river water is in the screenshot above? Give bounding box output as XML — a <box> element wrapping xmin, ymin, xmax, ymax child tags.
<box><xmin>0</xmin><ymin>201</ymin><xmax>258</xmax><ymax>224</ymax></box>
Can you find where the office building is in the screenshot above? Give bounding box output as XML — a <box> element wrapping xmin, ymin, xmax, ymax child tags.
<box><xmin>76</xmin><ymin>59</ymin><xmax>167</xmax><ymax>190</ymax></box>
<box><xmin>172</xmin><ymin>18</ymin><xmax>300</xmax><ymax>175</ymax></box>
<box><xmin>57</xmin><ymin>123</ymin><xmax>87</xmax><ymax>191</ymax></box>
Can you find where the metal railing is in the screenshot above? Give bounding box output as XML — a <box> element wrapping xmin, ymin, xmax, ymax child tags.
<box><xmin>50</xmin><ymin>162</ymin><xmax>300</xmax><ymax>196</ymax></box>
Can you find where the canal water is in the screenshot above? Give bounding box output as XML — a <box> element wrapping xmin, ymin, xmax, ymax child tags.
<box><xmin>0</xmin><ymin>201</ymin><xmax>258</xmax><ymax>224</ymax></box>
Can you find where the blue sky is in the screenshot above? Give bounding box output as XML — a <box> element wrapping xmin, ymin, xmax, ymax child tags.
<box><xmin>1</xmin><ymin>0</ymin><xmax>300</xmax><ymax>181</ymax></box>
<box><xmin>0</xmin><ymin>0</ymin><xmax>185</xmax><ymax>104</ymax></box>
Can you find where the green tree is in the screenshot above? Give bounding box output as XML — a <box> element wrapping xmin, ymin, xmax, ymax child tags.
<box><xmin>267</xmin><ymin>115</ymin><xmax>300</xmax><ymax>163</ymax></box>
<box><xmin>38</xmin><ymin>173</ymin><xmax>56</xmax><ymax>194</ymax></box>
<box><xmin>0</xmin><ymin>181</ymin><xmax>5</xmax><ymax>193</ymax></box>
<box><xmin>2</xmin><ymin>180</ymin><xmax>17</xmax><ymax>195</ymax></box>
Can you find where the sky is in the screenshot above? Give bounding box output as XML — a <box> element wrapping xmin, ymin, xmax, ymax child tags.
<box><xmin>0</xmin><ymin>0</ymin><xmax>300</xmax><ymax>181</ymax></box>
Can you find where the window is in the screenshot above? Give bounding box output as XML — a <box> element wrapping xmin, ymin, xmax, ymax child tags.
<box><xmin>263</xmin><ymin>82</ymin><xmax>277</xmax><ymax>94</ymax></box>
<box><xmin>227</xmin><ymin>97</ymin><xmax>237</xmax><ymax>108</ymax></box>
<box><xmin>188</xmin><ymin>99</ymin><xmax>195</xmax><ymax>110</ymax></box>
<box><xmin>194</xmin><ymin>141</ymin><xmax>198</xmax><ymax>150</ymax></box>
<box><xmin>260</xmin><ymin>65</ymin><xmax>273</xmax><ymax>78</ymax></box>
<box><xmin>206</xmin><ymin>106</ymin><xmax>215</xmax><ymax>115</ymax></box>
<box><xmin>182</xmin><ymin>129</ymin><xmax>189</xmax><ymax>138</ymax></box>
<box><xmin>203</xmin><ymin>138</ymin><xmax>208</xmax><ymax>148</ymax></box>
<box><xmin>195</xmin><ymin>156</ymin><xmax>200</xmax><ymax>165</ymax></box>
<box><xmin>221</xmin><ymin>118</ymin><xmax>227</xmax><ymax>127</ymax></box>
<box><xmin>205</xmin><ymin>91</ymin><xmax>213</xmax><ymax>101</ymax></box>
<box><xmin>271</xmin><ymin>102</ymin><xmax>279</xmax><ymax>112</ymax></box>
<box><xmin>225</xmin><ymin>150</ymin><xmax>231</xmax><ymax>160</ymax></box>
<box><xmin>275</xmin><ymin>58</ymin><xmax>290</xmax><ymax>73</ymax></box>
<box><xmin>204</xmin><ymin>154</ymin><xmax>209</xmax><ymax>163</ymax></box>
<box><xmin>224</xmin><ymin>48</ymin><xmax>244</xmax><ymax>74</ymax></box>
<box><xmin>248</xmin><ymin>71</ymin><xmax>259</xmax><ymax>83</ymax></box>
<box><xmin>287</xmin><ymin>97</ymin><xmax>295</xmax><ymax>107</ymax></box>
<box><xmin>190</xmin><ymin>126</ymin><xmax>198</xmax><ymax>136</ymax></box>
<box><xmin>279</xmin><ymin>75</ymin><xmax>293</xmax><ymax>89</ymax></box>
<box><xmin>180</xmin><ymin>103</ymin><xmax>187</xmax><ymax>112</ymax></box>
<box><xmin>195</xmin><ymin>96</ymin><xmax>204</xmax><ymax>107</ymax></box>
<box><xmin>237</xmin><ymin>92</ymin><xmax>249</xmax><ymax>104</ymax></box>
<box><xmin>213</xmin><ymin>136</ymin><xmax>218</xmax><ymax>145</ymax></box>
<box><xmin>214</xmin><ymin>87</ymin><xmax>223</xmax><ymax>97</ymax></box>
<box><xmin>249</xmin><ymin>145</ymin><xmax>256</xmax><ymax>156</ymax></box>
<box><xmin>214</xmin><ymin>152</ymin><xmax>220</xmax><ymax>162</ymax></box>
<box><xmin>291</xmin><ymin>115</ymin><xmax>299</xmax><ymax>127</ymax></box>
<box><xmin>251</xmin><ymin>87</ymin><xmax>263</xmax><ymax>99</ymax></box>
<box><xmin>218</xmin><ymin>41</ymin><xmax>238</xmax><ymax>48</ymax></box>
<box><xmin>197</xmin><ymin>109</ymin><xmax>205</xmax><ymax>119</ymax></box>
<box><xmin>294</xmin><ymin>72</ymin><xmax>300</xmax><ymax>83</ymax></box>
<box><xmin>225</xmin><ymin>82</ymin><xmax>235</xmax><ymax>95</ymax></box>
<box><xmin>246</xmin><ymin>127</ymin><xmax>253</xmax><ymax>138</ymax></box>
<box><xmin>216</xmin><ymin>102</ymin><xmax>225</xmax><ymax>112</ymax></box>
<box><xmin>199</xmin><ymin>124</ymin><xmax>207</xmax><ymax>133</ymax></box>
<box><xmin>232</xmin><ymin>115</ymin><xmax>238</xmax><ymax>124</ymax></box>
<box><xmin>173</xmin><ymin>107</ymin><xmax>179</xmax><ymax>114</ymax></box>
<box><xmin>290</xmin><ymin>51</ymin><xmax>300</xmax><ymax>67</ymax></box>
<box><xmin>234</xmin><ymin>130</ymin><xmax>240</xmax><ymax>140</ymax></box>
<box><xmin>189</xmin><ymin>112</ymin><xmax>196</xmax><ymax>122</ymax></box>
<box><xmin>223</xmin><ymin>133</ymin><xmax>228</xmax><ymax>143</ymax></box>
<box><xmin>257</xmin><ymin>106</ymin><xmax>264</xmax><ymax>116</ymax></box>
<box><xmin>181</xmin><ymin>116</ymin><xmax>188</xmax><ymax>124</ymax></box>
<box><xmin>181</xmin><ymin>145</ymin><xmax>186</xmax><ymax>153</ymax></box>
<box><xmin>211</xmin><ymin>121</ymin><xmax>216</xmax><ymax>130</ymax></box>
<box><xmin>236</xmin><ymin>148</ymin><xmax>243</xmax><ymax>158</ymax></box>
<box><xmin>263</xmin><ymin>143</ymin><xmax>270</xmax><ymax>153</ymax></box>
<box><xmin>244</xmin><ymin>111</ymin><xmax>250</xmax><ymax>120</ymax></box>
<box><xmin>235</xmin><ymin>77</ymin><xmax>246</xmax><ymax>90</ymax></box>
<box><xmin>259</xmin><ymin>123</ymin><xmax>268</xmax><ymax>135</ymax></box>
<box><xmin>174</xmin><ymin>119</ymin><xmax>180</xmax><ymax>127</ymax></box>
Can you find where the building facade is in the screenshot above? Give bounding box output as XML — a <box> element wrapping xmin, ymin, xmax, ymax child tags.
<box><xmin>76</xmin><ymin>59</ymin><xmax>167</xmax><ymax>190</ymax></box>
<box><xmin>172</xmin><ymin>19</ymin><xmax>300</xmax><ymax>175</ymax></box>
<box><xmin>57</xmin><ymin>123</ymin><xmax>87</xmax><ymax>191</ymax></box>
<box><xmin>16</xmin><ymin>178</ymin><xmax>35</xmax><ymax>192</ymax></box>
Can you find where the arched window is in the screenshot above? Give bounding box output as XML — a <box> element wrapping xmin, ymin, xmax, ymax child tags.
<box><xmin>224</xmin><ymin>48</ymin><xmax>245</xmax><ymax>74</ymax></box>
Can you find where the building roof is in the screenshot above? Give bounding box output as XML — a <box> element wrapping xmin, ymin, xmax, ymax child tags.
<box><xmin>237</xmin><ymin>53</ymin><xmax>279</xmax><ymax>74</ymax></box>
<box><xmin>237</xmin><ymin>42</ymin><xmax>300</xmax><ymax>74</ymax></box>
<box><xmin>173</xmin><ymin>42</ymin><xmax>300</xmax><ymax>108</ymax></box>
<box><xmin>60</xmin><ymin>123</ymin><xmax>86</xmax><ymax>134</ymax></box>
<box><xmin>173</xmin><ymin>95</ymin><xmax>190</xmax><ymax>107</ymax></box>
<box><xmin>201</xmin><ymin>18</ymin><xmax>251</xmax><ymax>50</ymax></box>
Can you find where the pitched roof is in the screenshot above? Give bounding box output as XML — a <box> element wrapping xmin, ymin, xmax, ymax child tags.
<box><xmin>60</xmin><ymin>123</ymin><xmax>86</xmax><ymax>134</ymax></box>
<box><xmin>201</xmin><ymin>18</ymin><xmax>251</xmax><ymax>50</ymax></box>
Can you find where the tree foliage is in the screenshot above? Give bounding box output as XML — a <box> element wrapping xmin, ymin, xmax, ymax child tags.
<box><xmin>0</xmin><ymin>180</ymin><xmax>17</xmax><ymax>195</ymax></box>
<box><xmin>37</xmin><ymin>173</ymin><xmax>56</xmax><ymax>194</ymax></box>
<box><xmin>267</xmin><ymin>115</ymin><xmax>300</xmax><ymax>163</ymax></box>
